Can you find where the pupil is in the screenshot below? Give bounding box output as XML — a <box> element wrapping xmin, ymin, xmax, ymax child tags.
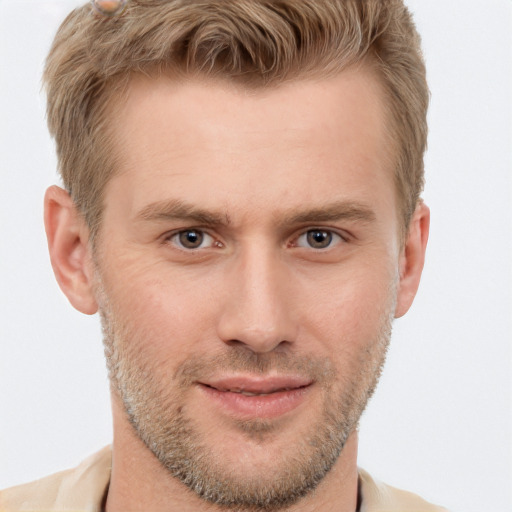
<box><xmin>179</xmin><ymin>230</ymin><xmax>203</xmax><ymax>248</ymax></box>
<box><xmin>307</xmin><ymin>230</ymin><xmax>332</xmax><ymax>248</ymax></box>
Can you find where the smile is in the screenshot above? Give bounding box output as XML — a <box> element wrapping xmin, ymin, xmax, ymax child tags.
<box><xmin>198</xmin><ymin>376</ymin><xmax>313</xmax><ymax>419</ymax></box>
<box><xmin>221</xmin><ymin>387</ymin><xmax>297</xmax><ymax>396</ymax></box>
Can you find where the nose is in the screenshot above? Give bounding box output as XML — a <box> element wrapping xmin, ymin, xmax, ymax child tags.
<box><xmin>216</xmin><ymin>243</ymin><xmax>297</xmax><ymax>353</ymax></box>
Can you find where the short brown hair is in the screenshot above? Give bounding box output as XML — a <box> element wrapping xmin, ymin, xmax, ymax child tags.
<box><xmin>44</xmin><ymin>0</ymin><xmax>428</xmax><ymax>240</ymax></box>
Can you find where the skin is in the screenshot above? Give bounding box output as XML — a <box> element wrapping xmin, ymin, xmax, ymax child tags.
<box><xmin>92</xmin><ymin>0</ymin><xmax>126</xmax><ymax>16</ymax></box>
<box><xmin>44</xmin><ymin>67</ymin><xmax>429</xmax><ymax>512</ymax></box>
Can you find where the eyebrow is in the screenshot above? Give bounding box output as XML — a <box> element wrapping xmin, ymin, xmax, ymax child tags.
<box><xmin>135</xmin><ymin>199</ymin><xmax>230</xmax><ymax>225</ymax></box>
<box><xmin>284</xmin><ymin>201</ymin><xmax>376</xmax><ymax>225</ymax></box>
<box><xmin>135</xmin><ymin>198</ymin><xmax>376</xmax><ymax>227</ymax></box>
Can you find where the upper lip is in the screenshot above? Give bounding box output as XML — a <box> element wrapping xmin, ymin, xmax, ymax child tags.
<box><xmin>200</xmin><ymin>375</ymin><xmax>313</xmax><ymax>394</ymax></box>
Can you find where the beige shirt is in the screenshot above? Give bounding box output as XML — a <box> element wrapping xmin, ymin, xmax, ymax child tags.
<box><xmin>0</xmin><ymin>447</ymin><xmax>448</xmax><ymax>512</ymax></box>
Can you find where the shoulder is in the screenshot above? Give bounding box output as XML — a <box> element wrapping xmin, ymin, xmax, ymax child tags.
<box><xmin>0</xmin><ymin>446</ymin><xmax>111</xmax><ymax>512</ymax></box>
<box><xmin>1</xmin><ymin>468</ymin><xmax>76</xmax><ymax>511</ymax></box>
<box><xmin>358</xmin><ymin>468</ymin><xmax>450</xmax><ymax>512</ymax></box>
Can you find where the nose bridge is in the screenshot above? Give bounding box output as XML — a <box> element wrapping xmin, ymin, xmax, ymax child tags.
<box><xmin>216</xmin><ymin>240</ymin><xmax>295</xmax><ymax>352</ymax></box>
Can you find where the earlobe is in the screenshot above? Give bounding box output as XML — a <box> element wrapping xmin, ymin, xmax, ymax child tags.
<box><xmin>44</xmin><ymin>185</ymin><xmax>98</xmax><ymax>315</ymax></box>
<box><xmin>394</xmin><ymin>202</ymin><xmax>430</xmax><ymax>318</ymax></box>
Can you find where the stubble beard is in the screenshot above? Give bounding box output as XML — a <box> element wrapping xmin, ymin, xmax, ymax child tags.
<box><xmin>98</xmin><ymin>286</ymin><xmax>395</xmax><ymax>512</ymax></box>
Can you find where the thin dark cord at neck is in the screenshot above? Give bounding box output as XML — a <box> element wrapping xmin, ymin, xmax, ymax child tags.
<box><xmin>356</xmin><ymin>475</ymin><xmax>363</xmax><ymax>512</ymax></box>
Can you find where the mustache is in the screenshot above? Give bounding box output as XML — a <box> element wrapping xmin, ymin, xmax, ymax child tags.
<box><xmin>173</xmin><ymin>347</ymin><xmax>337</xmax><ymax>387</ymax></box>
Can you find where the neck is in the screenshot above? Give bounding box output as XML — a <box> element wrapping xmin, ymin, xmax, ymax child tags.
<box><xmin>105</xmin><ymin>396</ymin><xmax>360</xmax><ymax>512</ymax></box>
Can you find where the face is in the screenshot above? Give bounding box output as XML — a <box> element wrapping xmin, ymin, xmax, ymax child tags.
<box><xmin>93</xmin><ymin>69</ymin><xmax>401</xmax><ymax>510</ymax></box>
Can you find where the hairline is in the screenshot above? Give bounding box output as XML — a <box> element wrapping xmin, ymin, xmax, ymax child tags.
<box><xmin>87</xmin><ymin>59</ymin><xmax>412</xmax><ymax>251</ymax></box>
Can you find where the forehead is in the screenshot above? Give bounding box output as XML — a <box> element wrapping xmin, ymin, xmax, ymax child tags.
<box><xmin>105</xmin><ymin>68</ymin><xmax>396</xmax><ymax>226</ymax></box>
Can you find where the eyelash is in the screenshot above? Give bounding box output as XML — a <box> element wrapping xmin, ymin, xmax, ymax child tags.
<box><xmin>293</xmin><ymin>229</ymin><xmax>345</xmax><ymax>250</ymax></box>
<box><xmin>164</xmin><ymin>227</ymin><xmax>348</xmax><ymax>251</ymax></box>
<box><xmin>166</xmin><ymin>229</ymin><xmax>222</xmax><ymax>250</ymax></box>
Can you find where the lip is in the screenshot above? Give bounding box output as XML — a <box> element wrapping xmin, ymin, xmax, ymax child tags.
<box><xmin>198</xmin><ymin>375</ymin><xmax>313</xmax><ymax>419</ymax></box>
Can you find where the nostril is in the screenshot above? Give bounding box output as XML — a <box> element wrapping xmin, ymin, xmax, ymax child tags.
<box><xmin>223</xmin><ymin>338</ymin><xmax>291</xmax><ymax>354</ymax></box>
<box><xmin>215</xmin><ymin>287</ymin><xmax>298</xmax><ymax>352</ymax></box>
<box><xmin>224</xmin><ymin>339</ymin><xmax>245</xmax><ymax>348</ymax></box>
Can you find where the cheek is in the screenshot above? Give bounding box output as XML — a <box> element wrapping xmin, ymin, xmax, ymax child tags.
<box><xmin>98</xmin><ymin>258</ymin><xmax>222</xmax><ymax>358</ymax></box>
<box><xmin>297</xmin><ymin>262</ymin><xmax>397</xmax><ymax>351</ymax></box>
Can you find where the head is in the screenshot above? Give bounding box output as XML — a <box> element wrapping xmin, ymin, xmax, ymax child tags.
<box><xmin>44</xmin><ymin>0</ymin><xmax>428</xmax><ymax>242</ymax></box>
<box><xmin>43</xmin><ymin>1</ymin><xmax>429</xmax><ymax>510</ymax></box>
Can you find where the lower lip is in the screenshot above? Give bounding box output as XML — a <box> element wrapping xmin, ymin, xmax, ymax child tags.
<box><xmin>199</xmin><ymin>384</ymin><xmax>311</xmax><ymax>419</ymax></box>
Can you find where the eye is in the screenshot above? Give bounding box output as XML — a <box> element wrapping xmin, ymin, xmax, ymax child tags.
<box><xmin>296</xmin><ymin>229</ymin><xmax>342</xmax><ymax>250</ymax></box>
<box><xmin>169</xmin><ymin>229</ymin><xmax>216</xmax><ymax>250</ymax></box>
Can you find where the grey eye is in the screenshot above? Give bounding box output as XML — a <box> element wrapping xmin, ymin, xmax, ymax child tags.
<box><xmin>297</xmin><ymin>230</ymin><xmax>341</xmax><ymax>249</ymax></box>
<box><xmin>172</xmin><ymin>230</ymin><xmax>214</xmax><ymax>249</ymax></box>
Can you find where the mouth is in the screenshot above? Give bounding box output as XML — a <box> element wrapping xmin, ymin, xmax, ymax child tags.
<box><xmin>202</xmin><ymin>375</ymin><xmax>313</xmax><ymax>394</ymax></box>
<box><xmin>209</xmin><ymin>387</ymin><xmax>301</xmax><ymax>397</ymax></box>
<box><xmin>198</xmin><ymin>376</ymin><xmax>313</xmax><ymax>419</ymax></box>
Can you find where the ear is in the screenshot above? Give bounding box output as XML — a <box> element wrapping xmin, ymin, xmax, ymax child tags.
<box><xmin>44</xmin><ymin>185</ymin><xmax>98</xmax><ymax>315</ymax></box>
<box><xmin>395</xmin><ymin>202</ymin><xmax>430</xmax><ymax>318</ymax></box>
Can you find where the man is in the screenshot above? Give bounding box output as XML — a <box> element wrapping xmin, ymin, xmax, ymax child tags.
<box><xmin>1</xmin><ymin>0</ymin><xmax>447</xmax><ymax>511</ymax></box>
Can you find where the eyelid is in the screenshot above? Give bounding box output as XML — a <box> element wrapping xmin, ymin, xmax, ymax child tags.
<box><xmin>291</xmin><ymin>227</ymin><xmax>349</xmax><ymax>249</ymax></box>
<box><xmin>160</xmin><ymin>226</ymin><xmax>350</xmax><ymax>250</ymax></box>
<box><xmin>163</xmin><ymin>228</ymin><xmax>220</xmax><ymax>250</ymax></box>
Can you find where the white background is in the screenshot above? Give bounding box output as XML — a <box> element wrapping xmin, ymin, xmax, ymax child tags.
<box><xmin>0</xmin><ymin>1</ymin><xmax>510</xmax><ymax>511</ymax></box>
